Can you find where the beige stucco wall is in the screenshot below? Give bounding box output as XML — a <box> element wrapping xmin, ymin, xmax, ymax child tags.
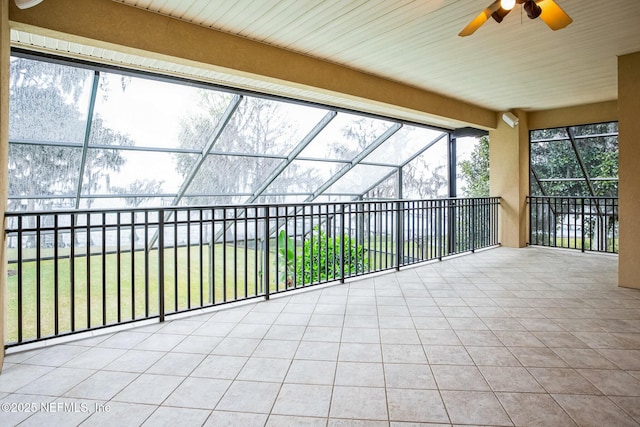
<box><xmin>489</xmin><ymin>111</ymin><xmax>530</xmax><ymax>248</ymax></box>
<box><xmin>0</xmin><ymin>0</ymin><xmax>10</xmax><ymax>369</ymax></box>
<box><xmin>618</xmin><ymin>51</ymin><xmax>640</xmax><ymax>289</ymax></box>
<box><xmin>528</xmin><ymin>101</ymin><xmax>618</xmax><ymax>130</ymax></box>
<box><xmin>491</xmin><ymin>101</ymin><xmax>621</xmax><ymax>250</ymax></box>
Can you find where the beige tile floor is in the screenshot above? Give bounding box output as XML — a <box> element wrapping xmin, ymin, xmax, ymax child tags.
<box><xmin>1</xmin><ymin>247</ymin><xmax>639</xmax><ymax>426</ymax></box>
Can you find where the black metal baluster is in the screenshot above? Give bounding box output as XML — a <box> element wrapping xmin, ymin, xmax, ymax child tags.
<box><xmin>36</xmin><ymin>215</ymin><xmax>41</xmax><ymax>339</ymax></box>
<box><xmin>471</xmin><ymin>199</ymin><xmax>476</xmax><ymax>253</ymax></box>
<box><xmin>144</xmin><ymin>211</ymin><xmax>149</xmax><ymax>318</ymax></box>
<box><xmin>173</xmin><ymin>211</ymin><xmax>179</xmax><ymax>311</ymax></box>
<box><xmin>131</xmin><ymin>211</ymin><xmax>136</xmax><ymax>319</ymax></box>
<box><xmin>86</xmin><ymin>213</ymin><xmax>91</xmax><ymax>329</ymax></box>
<box><xmin>102</xmin><ymin>212</ymin><xmax>107</xmax><ymax>325</ymax></box>
<box><xmin>54</xmin><ymin>215</ymin><xmax>59</xmax><ymax>336</ymax></box>
<box><xmin>70</xmin><ymin>214</ymin><xmax>76</xmax><ymax>332</ymax></box>
<box><xmin>254</xmin><ymin>207</ymin><xmax>259</xmax><ymax>296</ymax></box>
<box><xmin>199</xmin><ymin>209</ymin><xmax>204</xmax><ymax>305</ymax></box>
<box><xmin>117</xmin><ymin>212</ymin><xmax>122</xmax><ymax>323</ymax></box>
<box><xmin>244</xmin><ymin>211</ymin><xmax>248</xmax><ymax>297</ymax></box>
<box><xmin>187</xmin><ymin>210</ymin><xmax>192</xmax><ymax>309</ymax></box>
<box><xmin>324</xmin><ymin>206</ymin><xmax>329</xmax><ymax>280</ymax></box>
<box><xmin>223</xmin><ymin>208</ymin><xmax>227</xmax><ymax>302</ymax></box>
<box><xmin>17</xmin><ymin>216</ymin><xmax>23</xmax><ymax>343</ymax></box>
<box><xmin>265</xmin><ymin>207</ymin><xmax>270</xmax><ymax>300</ymax></box>
<box><xmin>233</xmin><ymin>207</ymin><xmax>238</xmax><ymax>301</ymax></box>
<box><xmin>211</xmin><ymin>208</ymin><xmax>216</xmax><ymax>305</ymax></box>
<box><xmin>158</xmin><ymin>210</ymin><xmax>165</xmax><ymax>322</ymax></box>
<box><xmin>340</xmin><ymin>204</ymin><xmax>346</xmax><ymax>283</ymax></box>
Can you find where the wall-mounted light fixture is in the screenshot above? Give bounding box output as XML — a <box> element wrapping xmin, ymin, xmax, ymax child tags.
<box><xmin>15</xmin><ymin>0</ymin><xmax>44</xmax><ymax>9</ymax></box>
<box><xmin>502</xmin><ymin>112</ymin><xmax>519</xmax><ymax>128</ymax></box>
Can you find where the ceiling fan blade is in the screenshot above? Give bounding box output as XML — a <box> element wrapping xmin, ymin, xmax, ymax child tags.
<box><xmin>458</xmin><ymin>0</ymin><xmax>502</xmax><ymax>37</ymax></box>
<box><xmin>537</xmin><ymin>0</ymin><xmax>573</xmax><ymax>30</ymax></box>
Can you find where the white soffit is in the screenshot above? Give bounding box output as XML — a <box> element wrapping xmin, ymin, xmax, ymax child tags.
<box><xmin>111</xmin><ymin>0</ymin><xmax>640</xmax><ymax>111</ymax></box>
<box><xmin>11</xmin><ymin>0</ymin><xmax>640</xmax><ymax>119</ymax></box>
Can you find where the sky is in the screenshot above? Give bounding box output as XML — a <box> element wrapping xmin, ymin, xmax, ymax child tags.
<box><xmin>94</xmin><ymin>75</ymin><xmax>203</xmax><ymax>192</ymax></box>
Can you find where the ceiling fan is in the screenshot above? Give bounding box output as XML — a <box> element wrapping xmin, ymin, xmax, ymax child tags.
<box><xmin>14</xmin><ymin>0</ymin><xmax>44</xmax><ymax>8</ymax></box>
<box><xmin>459</xmin><ymin>0</ymin><xmax>572</xmax><ymax>37</ymax></box>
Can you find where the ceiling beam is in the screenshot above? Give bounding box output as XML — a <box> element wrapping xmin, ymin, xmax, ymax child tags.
<box><xmin>8</xmin><ymin>0</ymin><xmax>497</xmax><ymax>130</ymax></box>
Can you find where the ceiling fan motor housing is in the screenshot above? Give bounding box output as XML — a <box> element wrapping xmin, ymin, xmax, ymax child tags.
<box><xmin>492</xmin><ymin>0</ymin><xmax>540</xmax><ymax>23</ymax></box>
<box><xmin>459</xmin><ymin>0</ymin><xmax>572</xmax><ymax>37</ymax></box>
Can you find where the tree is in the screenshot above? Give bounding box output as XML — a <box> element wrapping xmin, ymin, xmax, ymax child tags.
<box><xmin>8</xmin><ymin>57</ymin><xmax>132</xmax><ymax>212</ymax></box>
<box><xmin>338</xmin><ymin>119</ymin><xmax>449</xmax><ymax>200</ymax></box>
<box><xmin>364</xmin><ymin>173</ymin><xmax>397</xmax><ymax>200</ymax></box>
<box><xmin>459</xmin><ymin>136</ymin><xmax>490</xmax><ymax>197</ymax></box>
<box><xmin>529</xmin><ymin>123</ymin><xmax>618</xmax><ymax>251</ymax></box>
<box><xmin>112</xmin><ymin>179</ymin><xmax>164</xmax><ymax>208</ymax></box>
<box><xmin>403</xmin><ymin>162</ymin><xmax>448</xmax><ymax>199</ymax></box>
<box><xmin>530</xmin><ymin>123</ymin><xmax>618</xmax><ymax>197</ymax></box>
<box><xmin>335</xmin><ymin>118</ymin><xmax>398</xmax><ymax>199</ymax></box>
<box><xmin>332</xmin><ymin>117</ymin><xmax>389</xmax><ymax>159</ymax></box>
<box><xmin>112</xmin><ymin>179</ymin><xmax>164</xmax><ymax>242</ymax></box>
<box><xmin>82</xmin><ymin>119</ymin><xmax>134</xmax><ymax>208</ymax></box>
<box><xmin>9</xmin><ymin>59</ymin><xmax>86</xmax><ymax>211</ymax></box>
<box><xmin>175</xmin><ymin>93</ymin><xmax>322</xmax><ymax>204</ymax></box>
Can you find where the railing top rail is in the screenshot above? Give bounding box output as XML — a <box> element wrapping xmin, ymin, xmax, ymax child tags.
<box><xmin>527</xmin><ymin>196</ymin><xmax>618</xmax><ymax>201</ymax></box>
<box><xmin>4</xmin><ymin>197</ymin><xmax>501</xmax><ymax>217</ymax></box>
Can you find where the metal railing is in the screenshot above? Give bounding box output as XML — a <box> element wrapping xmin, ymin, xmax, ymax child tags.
<box><xmin>4</xmin><ymin>197</ymin><xmax>500</xmax><ymax>347</ymax></box>
<box><xmin>528</xmin><ymin>196</ymin><xmax>618</xmax><ymax>253</ymax></box>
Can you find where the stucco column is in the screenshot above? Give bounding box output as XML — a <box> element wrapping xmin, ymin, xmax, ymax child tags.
<box><xmin>489</xmin><ymin>110</ymin><xmax>529</xmax><ymax>248</ymax></box>
<box><xmin>1</xmin><ymin>0</ymin><xmax>10</xmax><ymax>370</ymax></box>
<box><xmin>618</xmin><ymin>51</ymin><xmax>640</xmax><ymax>289</ymax></box>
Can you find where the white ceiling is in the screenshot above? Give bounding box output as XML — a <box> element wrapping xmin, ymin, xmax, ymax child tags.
<box><xmin>11</xmin><ymin>0</ymin><xmax>640</xmax><ymax>122</ymax></box>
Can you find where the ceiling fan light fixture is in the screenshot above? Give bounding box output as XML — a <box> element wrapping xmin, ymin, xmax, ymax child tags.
<box><xmin>14</xmin><ymin>0</ymin><xmax>44</xmax><ymax>9</ymax></box>
<box><xmin>459</xmin><ymin>0</ymin><xmax>572</xmax><ymax>36</ymax></box>
<box><xmin>500</xmin><ymin>0</ymin><xmax>516</xmax><ymax>10</ymax></box>
<box><xmin>491</xmin><ymin>7</ymin><xmax>511</xmax><ymax>23</ymax></box>
<box><xmin>523</xmin><ymin>0</ymin><xmax>542</xmax><ymax>19</ymax></box>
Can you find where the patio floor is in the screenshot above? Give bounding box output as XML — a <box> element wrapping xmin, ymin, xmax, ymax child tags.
<box><xmin>1</xmin><ymin>247</ymin><xmax>639</xmax><ymax>427</ymax></box>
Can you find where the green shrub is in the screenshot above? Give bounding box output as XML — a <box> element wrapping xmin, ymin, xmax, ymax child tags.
<box><xmin>293</xmin><ymin>227</ymin><xmax>368</xmax><ymax>285</ymax></box>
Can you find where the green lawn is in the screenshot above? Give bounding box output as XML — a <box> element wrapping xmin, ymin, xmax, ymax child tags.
<box><xmin>5</xmin><ymin>243</ymin><xmax>273</xmax><ymax>343</ymax></box>
<box><xmin>5</xmin><ymin>235</ymin><xmax>449</xmax><ymax>344</ymax></box>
